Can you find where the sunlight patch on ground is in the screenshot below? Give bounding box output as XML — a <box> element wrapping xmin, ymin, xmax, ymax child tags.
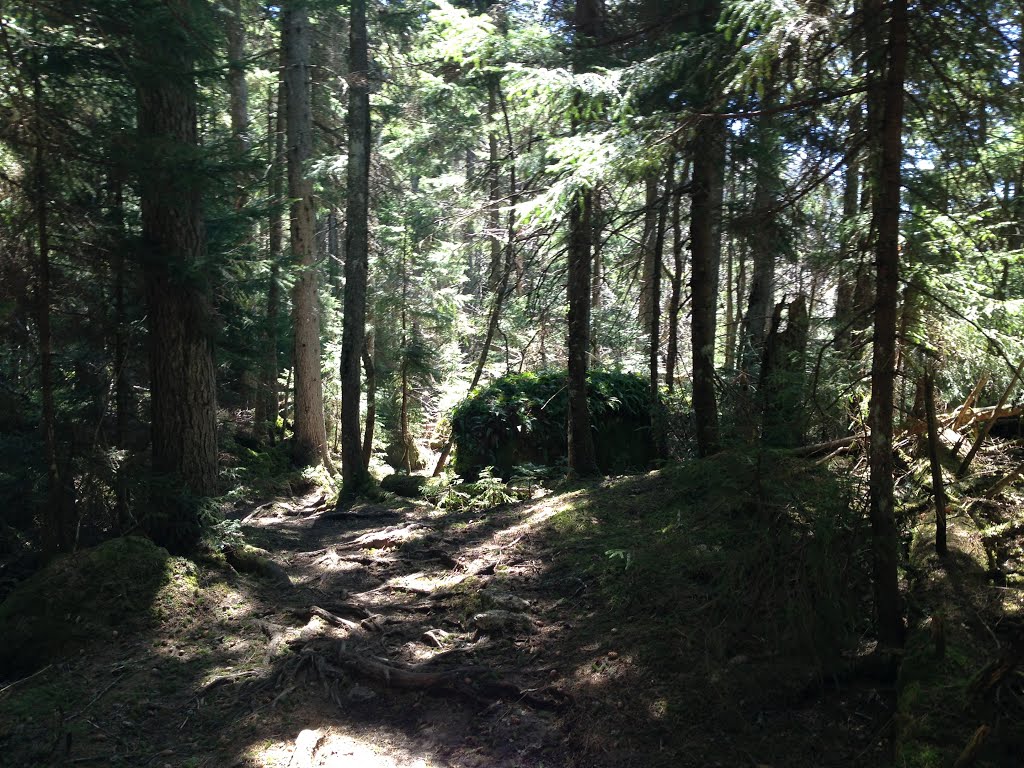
<box><xmin>249</xmin><ymin>727</ymin><xmax>439</xmax><ymax>767</ymax></box>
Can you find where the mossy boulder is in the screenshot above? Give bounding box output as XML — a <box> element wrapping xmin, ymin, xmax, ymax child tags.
<box><xmin>0</xmin><ymin>536</ymin><xmax>183</xmax><ymax>676</ymax></box>
<box><xmin>451</xmin><ymin>370</ymin><xmax>657</xmax><ymax>479</ymax></box>
<box><xmin>380</xmin><ymin>473</ymin><xmax>427</xmax><ymax>498</ymax></box>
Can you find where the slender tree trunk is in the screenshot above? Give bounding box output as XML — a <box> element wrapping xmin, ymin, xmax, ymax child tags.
<box><xmin>740</xmin><ymin>110</ymin><xmax>781</xmax><ymax>376</ymax></box>
<box><xmin>226</xmin><ymin>0</ymin><xmax>250</xmax><ymax>189</ymax></box>
<box><xmin>666</xmin><ymin>158</ymin><xmax>686</xmax><ymax>390</ymax></box>
<box><xmin>136</xmin><ymin>0</ymin><xmax>218</xmax><ymax>552</ymax></box>
<box><xmin>362</xmin><ymin>326</ymin><xmax>376</xmax><ymax>469</ymax></box>
<box><xmin>284</xmin><ymin>4</ymin><xmax>332</xmax><ymax>470</ymax></box>
<box><xmin>923</xmin><ymin>368</ymin><xmax>947</xmax><ymax>557</ymax></box>
<box><xmin>639</xmin><ymin>173</ymin><xmax>659</xmax><ymax>329</ymax></box>
<box><xmin>339</xmin><ymin>0</ymin><xmax>373</xmax><ymax>497</ymax></box>
<box><xmin>591</xmin><ymin>189</ymin><xmax>603</xmax><ymax>363</ymax></box>
<box><xmin>256</xmin><ymin>75</ymin><xmax>284</xmax><ymax>445</ymax></box>
<box><xmin>111</xmin><ymin>173</ymin><xmax>131</xmax><ymax>530</ymax></box>
<box><xmin>865</xmin><ymin>0</ymin><xmax>908</xmax><ymax>648</ymax></box>
<box><xmin>34</xmin><ymin>68</ymin><xmax>74</xmax><ymax>555</ymax></box>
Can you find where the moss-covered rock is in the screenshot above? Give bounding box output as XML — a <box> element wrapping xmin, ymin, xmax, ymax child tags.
<box><xmin>451</xmin><ymin>369</ymin><xmax>657</xmax><ymax>479</ymax></box>
<box><xmin>380</xmin><ymin>473</ymin><xmax>427</xmax><ymax>498</ymax></box>
<box><xmin>0</xmin><ymin>536</ymin><xmax>178</xmax><ymax>676</ymax></box>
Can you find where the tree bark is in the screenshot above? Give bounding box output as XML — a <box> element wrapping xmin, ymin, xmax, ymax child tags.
<box><xmin>923</xmin><ymin>368</ymin><xmax>947</xmax><ymax>557</ymax></box>
<box><xmin>567</xmin><ymin>190</ymin><xmax>600</xmax><ymax>477</ymax></box>
<box><xmin>665</xmin><ymin>156</ymin><xmax>686</xmax><ymax>390</ymax></box>
<box><xmin>740</xmin><ymin>108</ymin><xmax>781</xmax><ymax>376</ymax></box>
<box><xmin>690</xmin><ymin>117</ymin><xmax>726</xmax><ymax>457</ymax></box>
<box><xmin>34</xmin><ymin>65</ymin><xmax>75</xmax><ymax>555</ymax></box>
<box><xmin>256</xmin><ymin>72</ymin><xmax>284</xmax><ymax>445</ymax></box>
<box><xmin>865</xmin><ymin>0</ymin><xmax>908</xmax><ymax>648</ymax></box>
<box><xmin>284</xmin><ymin>3</ymin><xmax>333</xmax><ymax>470</ymax></box>
<box><xmin>361</xmin><ymin>327</ymin><xmax>376</xmax><ymax>469</ymax></box>
<box><xmin>136</xmin><ymin>0</ymin><xmax>218</xmax><ymax>552</ymax></box>
<box><xmin>339</xmin><ymin>0</ymin><xmax>373</xmax><ymax>497</ymax></box>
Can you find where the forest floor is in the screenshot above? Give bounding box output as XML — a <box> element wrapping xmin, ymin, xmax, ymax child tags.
<box><xmin>0</xmin><ymin>452</ymin><xmax>915</xmax><ymax>768</ymax></box>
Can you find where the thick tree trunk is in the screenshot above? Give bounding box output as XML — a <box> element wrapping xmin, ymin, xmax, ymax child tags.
<box><xmin>284</xmin><ymin>4</ymin><xmax>332</xmax><ymax>470</ymax></box>
<box><xmin>136</xmin><ymin>0</ymin><xmax>218</xmax><ymax>552</ymax></box>
<box><xmin>865</xmin><ymin>0</ymin><xmax>908</xmax><ymax>648</ymax></box>
<box><xmin>339</xmin><ymin>0</ymin><xmax>373</xmax><ymax>497</ymax></box>
<box><xmin>690</xmin><ymin>117</ymin><xmax>726</xmax><ymax>457</ymax></box>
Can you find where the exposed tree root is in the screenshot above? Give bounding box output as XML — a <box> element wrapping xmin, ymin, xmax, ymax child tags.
<box><xmin>280</xmin><ymin>638</ymin><xmax>572</xmax><ymax>711</ymax></box>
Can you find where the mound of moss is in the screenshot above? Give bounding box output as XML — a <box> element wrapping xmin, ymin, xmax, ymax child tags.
<box><xmin>0</xmin><ymin>536</ymin><xmax>185</xmax><ymax>676</ymax></box>
<box><xmin>451</xmin><ymin>369</ymin><xmax>657</xmax><ymax>478</ymax></box>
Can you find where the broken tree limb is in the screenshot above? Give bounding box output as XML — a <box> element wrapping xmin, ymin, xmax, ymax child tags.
<box><xmin>984</xmin><ymin>459</ymin><xmax>1024</xmax><ymax>500</ymax></box>
<box><xmin>951</xmin><ymin>373</ymin><xmax>989</xmax><ymax>430</ymax></box>
<box><xmin>309</xmin><ymin>605</ymin><xmax>364</xmax><ymax>633</ymax></box>
<box><xmin>958</xmin><ymin>358</ymin><xmax>1024</xmax><ymax>479</ymax></box>
<box><xmin>340</xmin><ymin>523</ymin><xmax>424</xmax><ymax>550</ymax></box>
<box><xmin>790</xmin><ymin>435</ymin><xmax>859</xmax><ymax>457</ymax></box>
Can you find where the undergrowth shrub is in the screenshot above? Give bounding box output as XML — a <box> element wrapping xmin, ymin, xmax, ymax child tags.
<box><xmin>550</xmin><ymin>451</ymin><xmax>870</xmax><ymax>666</ymax></box>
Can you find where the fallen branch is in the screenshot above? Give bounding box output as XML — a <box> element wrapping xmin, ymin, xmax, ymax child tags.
<box><xmin>790</xmin><ymin>435</ymin><xmax>859</xmax><ymax>457</ymax></box>
<box><xmin>0</xmin><ymin>664</ymin><xmax>52</xmax><ymax>698</ymax></box>
<box><xmin>958</xmin><ymin>358</ymin><xmax>1024</xmax><ymax>478</ymax></box>
<box><xmin>341</xmin><ymin>523</ymin><xmax>424</xmax><ymax>550</ymax></box>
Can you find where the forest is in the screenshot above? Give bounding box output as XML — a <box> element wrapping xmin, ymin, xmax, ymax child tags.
<box><xmin>1</xmin><ymin>0</ymin><xmax>1024</xmax><ymax>765</ymax></box>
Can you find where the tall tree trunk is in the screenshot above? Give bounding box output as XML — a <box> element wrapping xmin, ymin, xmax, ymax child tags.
<box><xmin>136</xmin><ymin>0</ymin><xmax>218</xmax><ymax>552</ymax></box>
<box><xmin>111</xmin><ymin>172</ymin><xmax>131</xmax><ymax>530</ymax></box>
<box><xmin>226</xmin><ymin>0</ymin><xmax>250</xmax><ymax>182</ymax></box>
<box><xmin>690</xmin><ymin>117</ymin><xmax>726</xmax><ymax>456</ymax></box>
<box><xmin>666</xmin><ymin>157</ymin><xmax>687</xmax><ymax>390</ymax></box>
<box><xmin>639</xmin><ymin>173</ymin><xmax>659</xmax><ymax>329</ymax></box>
<box><xmin>256</xmin><ymin>77</ymin><xmax>284</xmax><ymax>445</ymax></box>
<box><xmin>740</xmin><ymin>109</ymin><xmax>782</xmax><ymax>376</ymax></box>
<box><xmin>362</xmin><ymin>325</ymin><xmax>376</xmax><ymax>469</ymax></box>
<box><xmin>567</xmin><ymin>190</ymin><xmax>600</xmax><ymax>476</ymax></box>
<box><xmin>284</xmin><ymin>4</ymin><xmax>332</xmax><ymax>470</ymax></box>
<box><xmin>339</xmin><ymin>0</ymin><xmax>373</xmax><ymax>497</ymax></box>
<box><xmin>565</xmin><ymin>0</ymin><xmax>601</xmax><ymax>477</ymax></box>
<box><xmin>865</xmin><ymin>0</ymin><xmax>908</xmax><ymax>648</ymax></box>
<box><xmin>34</xmin><ymin>67</ymin><xmax>74</xmax><ymax>555</ymax></box>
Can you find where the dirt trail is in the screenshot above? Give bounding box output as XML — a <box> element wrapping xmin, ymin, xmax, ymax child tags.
<box><xmin>0</xmin><ymin>477</ymin><xmax>894</xmax><ymax>767</ymax></box>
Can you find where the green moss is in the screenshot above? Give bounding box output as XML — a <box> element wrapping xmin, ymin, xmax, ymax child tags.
<box><xmin>451</xmin><ymin>369</ymin><xmax>656</xmax><ymax>478</ymax></box>
<box><xmin>0</xmin><ymin>536</ymin><xmax>182</xmax><ymax>675</ymax></box>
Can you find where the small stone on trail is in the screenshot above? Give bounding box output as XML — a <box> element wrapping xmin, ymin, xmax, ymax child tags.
<box><xmin>348</xmin><ymin>684</ymin><xmax>377</xmax><ymax>702</ymax></box>
<box><xmin>421</xmin><ymin>628</ymin><xmax>450</xmax><ymax>648</ymax></box>
<box><xmin>607</xmin><ymin>651</ymin><xmax>619</xmax><ymax>660</ymax></box>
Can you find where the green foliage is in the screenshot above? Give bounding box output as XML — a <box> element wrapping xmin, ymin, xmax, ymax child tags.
<box><xmin>548</xmin><ymin>450</ymin><xmax>869</xmax><ymax>664</ymax></box>
<box><xmin>423</xmin><ymin>466</ymin><xmax>528</xmax><ymax>512</ymax></box>
<box><xmin>450</xmin><ymin>369</ymin><xmax>656</xmax><ymax>478</ymax></box>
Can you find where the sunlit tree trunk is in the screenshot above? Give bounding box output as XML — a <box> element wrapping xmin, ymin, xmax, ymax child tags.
<box><xmin>339</xmin><ymin>0</ymin><xmax>373</xmax><ymax>497</ymax></box>
<box><xmin>284</xmin><ymin>3</ymin><xmax>333</xmax><ymax>470</ymax></box>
